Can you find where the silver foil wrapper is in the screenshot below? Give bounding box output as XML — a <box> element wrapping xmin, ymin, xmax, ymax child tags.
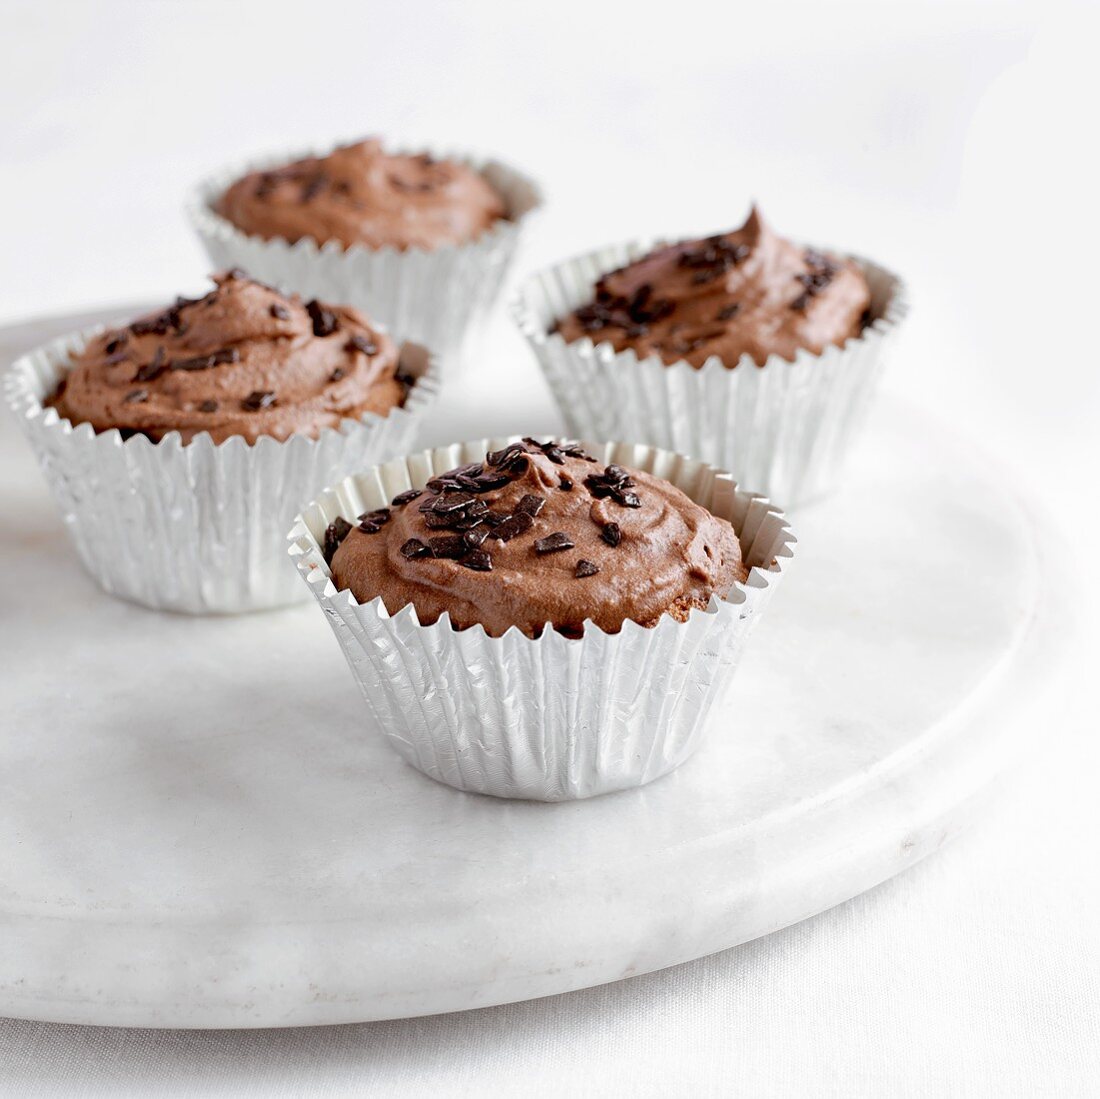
<box><xmin>187</xmin><ymin>142</ymin><xmax>543</xmax><ymax>367</ymax></box>
<box><xmin>511</xmin><ymin>242</ymin><xmax>907</xmax><ymax>507</ymax></box>
<box><xmin>4</xmin><ymin>330</ymin><xmax>440</xmax><ymax>614</ymax></box>
<box><xmin>289</xmin><ymin>439</ymin><xmax>795</xmax><ymax>801</ymax></box>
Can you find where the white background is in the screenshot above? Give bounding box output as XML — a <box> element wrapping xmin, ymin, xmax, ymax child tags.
<box><xmin>2</xmin><ymin>0</ymin><xmax>1098</xmax><ymax>1095</ymax></box>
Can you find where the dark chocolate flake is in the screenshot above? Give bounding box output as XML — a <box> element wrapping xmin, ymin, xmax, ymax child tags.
<box><xmin>122</xmin><ymin>388</ymin><xmax>148</xmax><ymax>404</ymax></box>
<box><xmin>270</xmin><ymin>302</ymin><xmax>291</xmax><ymax>320</ymax></box>
<box><xmin>534</xmin><ymin>532</ymin><xmax>575</xmax><ymax>554</ymax></box>
<box><xmin>515</xmin><ymin>494</ymin><xmax>545</xmax><ymax>517</ymax></box>
<box><xmin>460</xmin><ymin>549</ymin><xmax>493</xmax><ymax>572</ymax></box>
<box><xmin>347</xmin><ymin>334</ymin><xmax>378</xmax><ymax>356</ymax></box>
<box><xmin>323</xmin><ymin>517</ymin><xmax>353</xmax><ymax>565</ymax></box>
<box><xmin>600</xmin><ymin>522</ymin><xmax>622</xmax><ymax>547</ymax></box>
<box><xmin>242</xmin><ymin>390</ymin><xmax>276</xmax><ymax>412</ymax></box>
<box><xmin>463</xmin><ymin>527</ymin><xmax>490</xmax><ymax>549</ymax></box>
<box><xmin>558</xmin><ymin>476</ymin><xmax>574</xmax><ymax>491</ymax></box>
<box><xmin>491</xmin><ymin>512</ymin><xmax>534</xmax><ymax>542</ymax></box>
<box><xmin>199</xmin><ymin>399</ymin><xmax>219</xmax><ymax>413</ymax></box>
<box><xmin>172</xmin><ymin>347</ymin><xmax>239</xmax><ymax>372</ymax></box>
<box><xmin>391</xmin><ymin>488</ymin><xmax>423</xmax><ymax>507</ymax></box>
<box><xmin>133</xmin><ymin>346</ymin><xmax>167</xmax><ymax>383</ymax></box>
<box><xmin>306</xmin><ymin>299</ymin><xmax>339</xmax><ymax>338</ymax></box>
<box><xmin>575</xmin><ymin>559</ymin><xmax>600</xmax><ymax>578</ymax></box>
<box><xmin>717</xmin><ymin>303</ymin><xmax>741</xmax><ymax>321</ymax></box>
<box><xmin>428</xmin><ymin>535</ymin><xmax>467</xmax><ymax>559</ymax></box>
<box><xmin>400</xmin><ymin>537</ymin><xmax>431</xmax><ymax>559</ymax></box>
<box><xmin>330</xmin><ymin>368</ymin><xmax>346</xmax><ymax>383</ymax></box>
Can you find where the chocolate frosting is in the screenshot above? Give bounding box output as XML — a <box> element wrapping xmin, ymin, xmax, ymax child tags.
<box><xmin>329</xmin><ymin>439</ymin><xmax>747</xmax><ymax>638</ymax></box>
<box><xmin>556</xmin><ymin>207</ymin><xmax>871</xmax><ymax>368</ymax></box>
<box><xmin>52</xmin><ymin>271</ymin><xmax>406</xmax><ymax>445</ymax></box>
<box><xmin>216</xmin><ymin>139</ymin><xmax>508</xmax><ymax>252</ymax></box>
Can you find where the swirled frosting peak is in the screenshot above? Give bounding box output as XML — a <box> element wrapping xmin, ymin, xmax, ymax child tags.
<box><xmin>556</xmin><ymin>207</ymin><xmax>871</xmax><ymax>367</ymax></box>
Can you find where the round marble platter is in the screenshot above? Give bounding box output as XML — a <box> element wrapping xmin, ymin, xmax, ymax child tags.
<box><xmin>0</xmin><ymin>307</ymin><xmax>1067</xmax><ymax>1029</ymax></box>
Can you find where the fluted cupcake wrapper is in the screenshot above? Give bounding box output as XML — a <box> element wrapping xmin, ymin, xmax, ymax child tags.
<box><xmin>187</xmin><ymin>143</ymin><xmax>543</xmax><ymax>368</ymax></box>
<box><xmin>4</xmin><ymin>329</ymin><xmax>440</xmax><ymax>614</ymax></box>
<box><xmin>511</xmin><ymin>242</ymin><xmax>907</xmax><ymax>507</ymax></box>
<box><xmin>289</xmin><ymin>439</ymin><xmax>795</xmax><ymax>801</ymax></box>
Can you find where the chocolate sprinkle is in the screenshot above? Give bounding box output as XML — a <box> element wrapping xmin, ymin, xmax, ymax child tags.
<box><xmin>242</xmin><ymin>390</ymin><xmax>276</xmax><ymax>411</ymax></box>
<box><xmin>600</xmin><ymin>522</ymin><xmax>622</xmax><ymax>547</ymax></box>
<box><xmin>391</xmin><ymin>488</ymin><xmax>423</xmax><ymax>507</ymax></box>
<box><xmin>323</xmin><ymin>517</ymin><xmax>353</xmax><ymax>565</ymax></box>
<box><xmin>575</xmin><ymin>559</ymin><xmax>600</xmax><ymax>578</ymax></box>
<box><xmin>460</xmin><ymin>550</ymin><xmax>493</xmax><ymax>572</ymax></box>
<box><xmin>534</xmin><ymin>532</ymin><xmax>575</xmax><ymax>554</ymax></box>
<box><xmin>400</xmin><ymin>537</ymin><xmax>431</xmax><ymax>559</ymax></box>
<box><xmin>199</xmin><ymin>399</ymin><xmax>218</xmax><ymax>413</ymax></box>
<box><xmin>122</xmin><ymin>388</ymin><xmax>148</xmax><ymax>404</ymax></box>
<box><xmin>306</xmin><ymin>299</ymin><xmax>339</xmax><ymax>338</ymax></box>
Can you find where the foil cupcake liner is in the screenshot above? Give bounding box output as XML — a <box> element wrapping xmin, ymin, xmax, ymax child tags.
<box><xmin>510</xmin><ymin>242</ymin><xmax>907</xmax><ymax>507</ymax></box>
<box><xmin>187</xmin><ymin>142</ymin><xmax>544</xmax><ymax>367</ymax></box>
<box><xmin>4</xmin><ymin>330</ymin><xmax>440</xmax><ymax>614</ymax></box>
<box><xmin>288</xmin><ymin>439</ymin><xmax>795</xmax><ymax>801</ymax></box>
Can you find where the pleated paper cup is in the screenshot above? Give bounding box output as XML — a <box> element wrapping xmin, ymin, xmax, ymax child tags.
<box><xmin>4</xmin><ymin>330</ymin><xmax>439</xmax><ymax>614</ymax></box>
<box><xmin>187</xmin><ymin>143</ymin><xmax>543</xmax><ymax>367</ymax></box>
<box><xmin>511</xmin><ymin>242</ymin><xmax>907</xmax><ymax>507</ymax></box>
<box><xmin>288</xmin><ymin>438</ymin><xmax>795</xmax><ymax>801</ymax></box>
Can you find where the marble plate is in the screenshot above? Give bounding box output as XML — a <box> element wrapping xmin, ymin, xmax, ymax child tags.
<box><xmin>0</xmin><ymin>308</ymin><xmax>1067</xmax><ymax>1028</ymax></box>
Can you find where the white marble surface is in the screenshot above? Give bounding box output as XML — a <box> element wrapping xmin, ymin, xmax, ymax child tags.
<box><xmin>0</xmin><ymin>307</ymin><xmax>1066</xmax><ymax>1029</ymax></box>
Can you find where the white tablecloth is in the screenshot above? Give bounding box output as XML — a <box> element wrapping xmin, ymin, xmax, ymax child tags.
<box><xmin>2</xmin><ymin>0</ymin><xmax>1097</xmax><ymax>1094</ymax></box>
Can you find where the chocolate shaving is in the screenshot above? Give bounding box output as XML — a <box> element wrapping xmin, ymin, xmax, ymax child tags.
<box><xmin>575</xmin><ymin>559</ymin><xmax>600</xmax><ymax>578</ymax></box>
<box><xmin>122</xmin><ymin>389</ymin><xmax>148</xmax><ymax>404</ymax></box>
<box><xmin>199</xmin><ymin>399</ymin><xmax>218</xmax><ymax>413</ymax></box>
<box><xmin>323</xmin><ymin>517</ymin><xmax>353</xmax><ymax>565</ymax></box>
<box><xmin>600</xmin><ymin>522</ymin><xmax>622</xmax><ymax>547</ymax></box>
<box><xmin>391</xmin><ymin>488</ymin><xmax>423</xmax><ymax>507</ymax></box>
<box><xmin>717</xmin><ymin>303</ymin><xmax>741</xmax><ymax>321</ymax></box>
<box><xmin>306</xmin><ymin>299</ymin><xmax>339</xmax><ymax>338</ymax></box>
<box><xmin>330</xmin><ymin>367</ymin><xmax>346</xmax><ymax>383</ymax></box>
<box><xmin>242</xmin><ymin>390</ymin><xmax>276</xmax><ymax>411</ymax></box>
<box><xmin>104</xmin><ymin>332</ymin><xmax>129</xmax><ymax>355</ymax></box>
<box><xmin>400</xmin><ymin>537</ymin><xmax>431</xmax><ymax>559</ymax></box>
<box><xmin>270</xmin><ymin>303</ymin><xmax>291</xmax><ymax>320</ymax></box>
<box><xmin>558</xmin><ymin>476</ymin><xmax>574</xmax><ymax>491</ymax></box>
<box><xmin>463</xmin><ymin>527</ymin><xmax>490</xmax><ymax>549</ymax></box>
<box><xmin>534</xmin><ymin>532</ymin><xmax>574</xmax><ymax>554</ymax></box>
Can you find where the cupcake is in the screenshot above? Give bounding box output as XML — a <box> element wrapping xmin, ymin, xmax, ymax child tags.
<box><xmin>5</xmin><ymin>270</ymin><xmax>438</xmax><ymax>613</ymax></box>
<box><xmin>189</xmin><ymin>138</ymin><xmax>543</xmax><ymax>365</ymax></box>
<box><xmin>512</xmin><ymin>207</ymin><xmax>906</xmax><ymax>506</ymax></box>
<box><xmin>289</xmin><ymin>437</ymin><xmax>794</xmax><ymax>800</ymax></box>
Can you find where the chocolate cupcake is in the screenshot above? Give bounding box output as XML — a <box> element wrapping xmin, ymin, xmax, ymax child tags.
<box><xmin>513</xmin><ymin>208</ymin><xmax>906</xmax><ymax>506</ymax></box>
<box><xmin>5</xmin><ymin>275</ymin><xmax>438</xmax><ymax>613</ymax></box>
<box><xmin>52</xmin><ymin>270</ymin><xmax>408</xmax><ymax>444</ymax></box>
<box><xmin>327</xmin><ymin>438</ymin><xmax>747</xmax><ymax>639</ymax></box>
<box><xmin>290</xmin><ymin>438</ymin><xmax>795</xmax><ymax>800</ymax></box>
<box><xmin>189</xmin><ymin>138</ymin><xmax>542</xmax><ymax>364</ymax></box>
